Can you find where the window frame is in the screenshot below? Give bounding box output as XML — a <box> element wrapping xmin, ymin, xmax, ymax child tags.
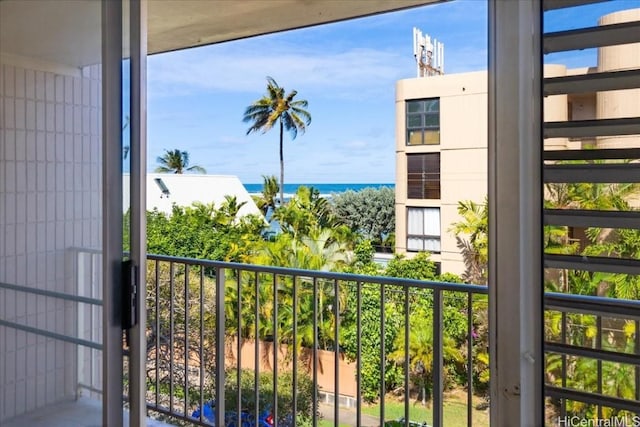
<box><xmin>407</xmin><ymin>152</ymin><xmax>441</xmax><ymax>199</ymax></box>
<box><xmin>406</xmin><ymin>98</ymin><xmax>440</xmax><ymax>146</ymax></box>
<box><xmin>406</xmin><ymin>206</ymin><xmax>441</xmax><ymax>253</ymax></box>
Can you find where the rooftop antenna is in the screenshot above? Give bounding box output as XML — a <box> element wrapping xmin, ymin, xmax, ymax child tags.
<box><xmin>413</xmin><ymin>27</ymin><xmax>444</xmax><ymax>77</ymax></box>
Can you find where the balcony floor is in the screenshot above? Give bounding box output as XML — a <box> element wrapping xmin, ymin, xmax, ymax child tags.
<box><xmin>3</xmin><ymin>397</ymin><xmax>175</xmax><ymax>427</ymax></box>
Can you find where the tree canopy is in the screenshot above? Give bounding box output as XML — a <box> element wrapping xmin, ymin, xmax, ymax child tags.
<box><xmin>253</xmin><ymin>175</ymin><xmax>279</xmax><ymax>215</ymax></box>
<box><xmin>330</xmin><ymin>186</ymin><xmax>395</xmax><ymax>248</ymax></box>
<box><xmin>449</xmin><ymin>198</ymin><xmax>488</xmax><ymax>284</ymax></box>
<box><xmin>155</xmin><ymin>149</ymin><xmax>206</xmax><ymax>174</ymax></box>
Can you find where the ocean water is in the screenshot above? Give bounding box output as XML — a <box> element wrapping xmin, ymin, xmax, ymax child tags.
<box><xmin>243</xmin><ymin>183</ymin><xmax>394</xmax><ymax>198</ymax></box>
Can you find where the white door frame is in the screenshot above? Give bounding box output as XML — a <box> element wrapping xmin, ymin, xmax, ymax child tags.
<box><xmin>128</xmin><ymin>0</ymin><xmax>148</xmax><ymax>426</ymax></box>
<box><xmin>102</xmin><ymin>0</ymin><xmax>148</xmax><ymax>425</ymax></box>
<box><xmin>102</xmin><ymin>0</ymin><xmax>125</xmax><ymax>424</ymax></box>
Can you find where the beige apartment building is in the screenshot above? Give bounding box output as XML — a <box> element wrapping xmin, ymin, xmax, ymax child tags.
<box><xmin>395</xmin><ymin>8</ymin><xmax>640</xmax><ymax>276</ymax></box>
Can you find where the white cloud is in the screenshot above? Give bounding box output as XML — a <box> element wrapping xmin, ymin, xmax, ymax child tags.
<box><xmin>344</xmin><ymin>140</ymin><xmax>369</xmax><ymax>150</ymax></box>
<box><xmin>148</xmin><ymin>44</ymin><xmax>409</xmax><ymax>99</ymax></box>
<box><xmin>216</xmin><ymin>135</ymin><xmax>250</xmax><ymax>145</ymax></box>
<box><xmin>146</xmin><ymin>1</ymin><xmax>490</xmax><ymax>100</ymax></box>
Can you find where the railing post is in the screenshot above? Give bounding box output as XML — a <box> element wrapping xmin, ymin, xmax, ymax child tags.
<box><xmin>356</xmin><ymin>281</ymin><xmax>362</xmax><ymax>427</ymax></box>
<box><xmin>237</xmin><ymin>272</ymin><xmax>242</xmax><ymax>427</ymax></box>
<box><xmin>185</xmin><ymin>266</ymin><xmax>190</xmax><ymax>415</ymax></box>
<box><xmin>254</xmin><ymin>271</ymin><xmax>260</xmax><ymax>426</ymax></box>
<box><xmin>380</xmin><ymin>284</ymin><xmax>386</xmax><ymax>427</ymax></box>
<box><xmin>292</xmin><ymin>275</ymin><xmax>298</xmax><ymax>427</ymax></box>
<box><xmin>333</xmin><ymin>279</ymin><xmax>340</xmax><ymax>427</ymax></box>
<box><xmin>169</xmin><ymin>262</ymin><xmax>175</xmax><ymax>413</ymax></box>
<box><xmin>199</xmin><ymin>267</ymin><xmax>205</xmax><ymax>422</ymax></box>
<box><xmin>466</xmin><ymin>292</ymin><xmax>473</xmax><ymax>427</ymax></box>
<box><xmin>216</xmin><ymin>267</ymin><xmax>226</xmax><ymax>427</ymax></box>
<box><xmin>404</xmin><ymin>286</ymin><xmax>410</xmax><ymax>427</ymax></box>
<box><xmin>433</xmin><ymin>289</ymin><xmax>443</xmax><ymax>427</ymax></box>
<box><xmin>636</xmin><ymin>320</ymin><xmax>640</xmax><ymax>403</ymax></box>
<box><xmin>596</xmin><ymin>316</ymin><xmax>603</xmax><ymax>420</ymax></box>
<box><xmin>273</xmin><ymin>273</ymin><xmax>278</xmax><ymax>427</ymax></box>
<box><xmin>312</xmin><ymin>277</ymin><xmax>319</xmax><ymax>427</ymax></box>
<box><xmin>561</xmin><ymin>312</ymin><xmax>567</xmax><ymax>419</ymax></box>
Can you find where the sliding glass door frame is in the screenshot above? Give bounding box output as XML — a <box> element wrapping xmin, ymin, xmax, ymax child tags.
<box><xmin>102</xmin><ymin>0</ymin><xmax>147</xmax><ymax>425</ymax></box>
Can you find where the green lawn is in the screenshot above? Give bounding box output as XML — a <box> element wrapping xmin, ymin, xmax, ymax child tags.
<box><xmin>359</xmin><ymin>393</ymin><xmax>489</xmax><ymax>427</ymax></box>
<box><xmin>319</xmin><ymin>420</ymin><xmax>351</xmax><ymax>427</ymax></box>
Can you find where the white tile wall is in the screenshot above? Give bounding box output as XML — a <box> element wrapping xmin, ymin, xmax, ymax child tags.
<box><xmin>1</xmin><ymin>61</ymin><xmax>103</xmax><ymax>422</ymax></box>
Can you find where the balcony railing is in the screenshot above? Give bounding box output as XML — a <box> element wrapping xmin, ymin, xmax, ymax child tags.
<box><xmin>2</xmin><ymin>250</ymin><xmax>639</xmax><ymax>426</ymax></box>
<box><xmin>144</xmin><ymin>254</ymin><xmax>489</xmax><ymax>427</ymax></box>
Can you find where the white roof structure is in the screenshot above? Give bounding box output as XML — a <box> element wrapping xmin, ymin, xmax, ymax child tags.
<box><xmin>123</xmin><ymin>173</ymin><xmax>263</xmax><ymax>219</ymax></box>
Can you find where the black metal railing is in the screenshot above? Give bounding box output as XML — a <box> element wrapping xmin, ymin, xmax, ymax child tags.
<box><xmin>144</xmin><ymin>254</ymin><xmax>489</xmax><ymax>427</ymax></box>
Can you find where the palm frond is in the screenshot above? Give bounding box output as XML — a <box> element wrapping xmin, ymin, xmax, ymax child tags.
<box><xmin>155</xmin><ymin>148</ymin><xmax>205</xmax><ymax>174</ymax></box>
<box><xmin>291</xmin><ymin>106</ymin><xmax>312</xmax><ymax>124</ymax></box>
<box><xmin>281</xmin><ymin>113</ymin><xmax>298</xmax><ymax>139</ymax></box>
<box><xmin>186</xmin><ymin>165</ymin><xmax>207</xmax><ymax>173</ymax></box>
<box><xmin>289</xmin><ymin>113</ymin><xmax>308</xmax><ymax>135</ymax></box>
<box><xmin>154</xmin><ymin>166</ymin><xmax>173</xmax><ymax>173</ymax></box>
<box><xmin>291</xmin><ymin>99</ymin><xmax>308</xmax><ymax>108</ymax></box>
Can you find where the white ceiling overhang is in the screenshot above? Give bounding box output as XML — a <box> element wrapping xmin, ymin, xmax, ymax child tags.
<box><xmin>1</xmin><ymin>0</ymin><xmax>438</xmax><ymax>68</ymax></box>
<box><xmin>148</xmin><ymin>0</ymin><xmax>439</xmax><ymax>55</ymax></box>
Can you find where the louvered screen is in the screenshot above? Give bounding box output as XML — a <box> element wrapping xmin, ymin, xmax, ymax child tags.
<box><xmin>542</xmin><ymin>0</ymin><xmax>640</xmax><ymax>420</ymax></box>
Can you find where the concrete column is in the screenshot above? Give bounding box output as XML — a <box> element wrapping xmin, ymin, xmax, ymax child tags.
<box><xmin>543</xmin><ymin>64</ymin><xmax>568</xmax><ymax>151</ymax></box>
<box><xmin>597</xmin><ymin>9</ymin><xmax>640</xmax><ymax>149</ymax></box>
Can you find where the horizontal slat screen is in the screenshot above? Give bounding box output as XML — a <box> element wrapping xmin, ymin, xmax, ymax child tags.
<box><xmin>544</xmin><ymin>117</ymin><xmax>640</xmax><ymax>138</ymax></box>
<box><xmin>542</xmin><ymin>1</ymin><xmax>640</xmax><ymax>418</ymax></box>
<box><xmin>543</xmin><ymin>20</ymin><xmax>640</xmax><ymax>52</ymax></box>
<box><xmin>544</xmin><ymin>208</ymin><xmax>640</xmax><ymax>229</ymax></box>
<box><xmin>543</xmin><ymin>69</ymin><xmax>640</xmax><ymax>95</ymax></box>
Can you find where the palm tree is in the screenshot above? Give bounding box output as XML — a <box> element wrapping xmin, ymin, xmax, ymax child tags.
<box><xmin>155</xmin><ymin>149</ymin><xmax>206</xmax><ymax>174</ymax></box>
<box><xmin>254</xmin><ymin>175</ymin><xmax>279</xmax><ymax>215</ymax></box>
<box><xmin>449</xmin><ymin>198</ymin><xmax>488</xmax><ymax>284</ymax></box>
<box><xmin>243</xmin><ymin>76</ymin><xmax>311</xmax><ymax>205</ymax></box>
<box><xmin>390</xmin><ymin>309</ymin><xmax>463</xmax><ymax>405</ymax></box>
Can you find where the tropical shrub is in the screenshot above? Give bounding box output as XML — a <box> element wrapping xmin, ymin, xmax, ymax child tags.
<box><xmin>340</xmin><ymin>284</ymin><xmax>404</xmax><ymax>402</ymax></box>
<box><xmin>273</xmin><ymin>186</ymin><xmax>346</xmax><ymax>240</ymax></box>
<box><xmin>145</xmin><ymin>199</ymin><xmax>265</xmax><ymax>262</ymax></box>
<box><xmin>384</xmin><ymin>252</ymin><xmax>437</xmax><ymax>281</ymax></box>
<box><xmin>330</xmin><ymin>187</ymin><xmax>395</xmax><ymax>249</ymax></box>
<box><xmin>221</xmin><ymin>369</ymin><xmax>317</xmax><ymax>425</ymax></box>
<box><xmin>449</xmin><ymin>198</ymin><xmax>488</xmax><ymax>284</ymax></box>
<box><xmin>389</xmin><ymin>307</ymin><xmax>463</xmax><ymax>404</ymax></box>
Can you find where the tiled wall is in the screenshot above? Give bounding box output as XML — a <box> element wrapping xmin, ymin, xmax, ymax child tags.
<box><xmin>0</xmin><ymin>60</ymin><xmax>102</xmax><ymax>421</ymax></box>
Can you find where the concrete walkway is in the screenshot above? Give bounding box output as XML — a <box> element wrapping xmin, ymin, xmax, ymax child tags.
<box><xmin>318</xmin><ymin>403</ymin><xmax>381</xmax><ymax>427</ymax></box>
<box><xmin>3</xmin><ymin>397</ymin><xmax>174</xmax><ymax>427</ymax></box>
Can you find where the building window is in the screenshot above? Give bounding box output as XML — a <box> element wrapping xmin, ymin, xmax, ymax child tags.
<box><xmin>407</xmin><ymin>207</ymin><xmax>440</xmax><ymax>253</ymax></box>
<box><xmin>407</xmin><ymin>153</ymin><xmax>440</xmax><ymax>199</ymax></box>
<box><xmin>406</xmin><ymin>98</ymin><xmax>440</xmax><ymax>145</ymax></box>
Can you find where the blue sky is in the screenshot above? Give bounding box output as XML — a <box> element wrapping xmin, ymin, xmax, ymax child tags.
<box><xmin>146</xmin><ymin>0</ymin><xmax>638</xmax><ymax>184</ymax></box>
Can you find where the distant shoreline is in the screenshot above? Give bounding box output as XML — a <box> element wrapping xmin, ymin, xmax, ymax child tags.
<box><xmin>243</xmin><ymin>183</ymin><xmax>395</xmax><ymax>197</ymax></box>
